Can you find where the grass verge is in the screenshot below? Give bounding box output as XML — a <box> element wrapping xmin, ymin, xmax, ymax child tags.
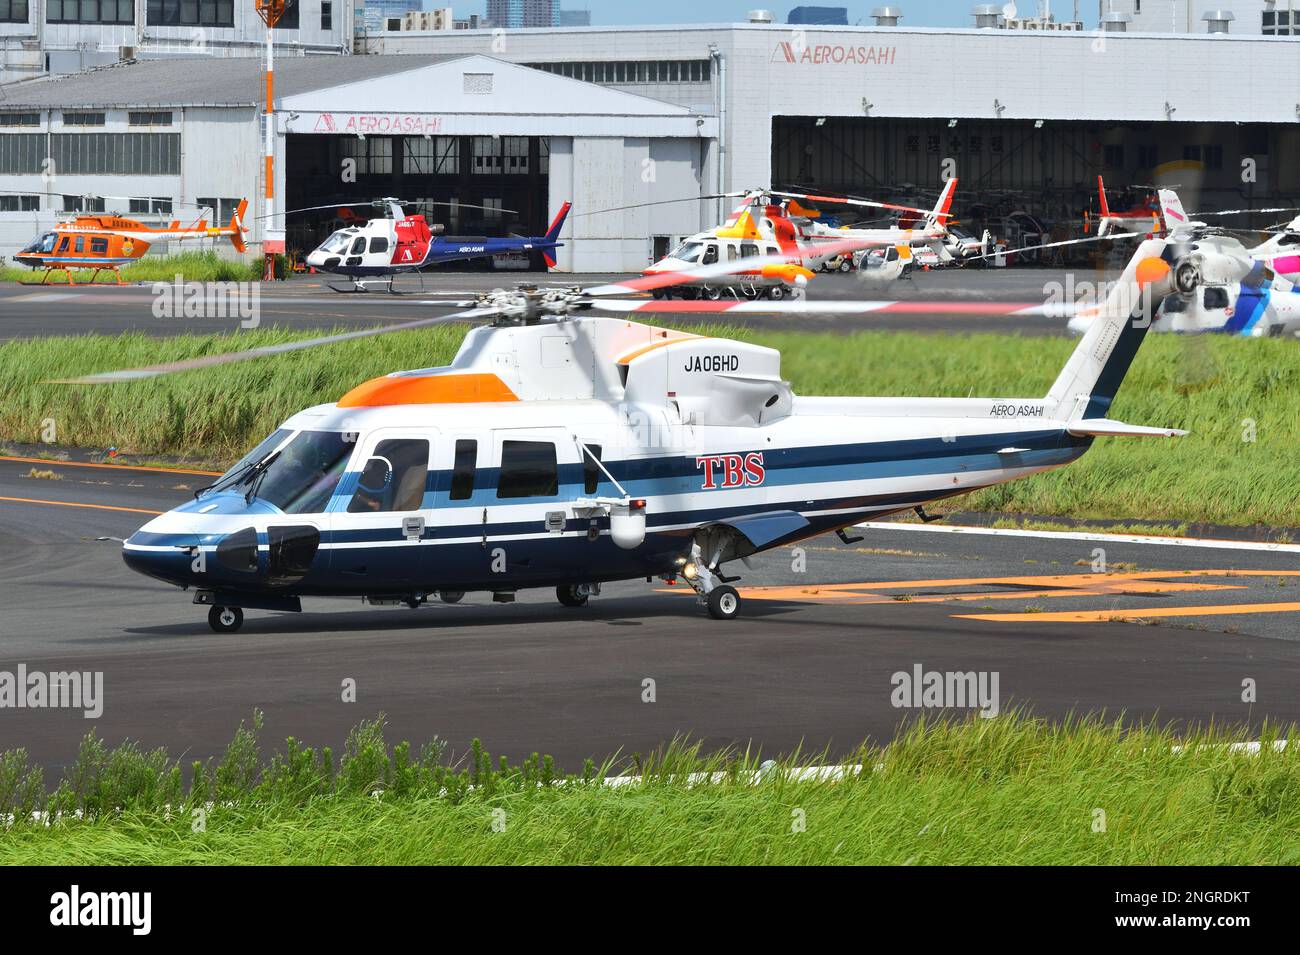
<box><xmin>1</xmin><ymin>711</ymin><xmax>1296</xmax><ymax>865</ymax></box>
<box><xmin>0</xmin><ymin>326</ymin><xmax>1296</xmax><ymax>525</ymax></box>
<box><xmin>0</xmin><ymin>251</ymin><xmax>262</xmax><ymax>285</ymax></box>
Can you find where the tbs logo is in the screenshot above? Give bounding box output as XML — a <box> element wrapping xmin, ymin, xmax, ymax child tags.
<box><xmin>696</xmin><ymin>452</ymin><xmax>765</xmax><ymax>490</ymax></box>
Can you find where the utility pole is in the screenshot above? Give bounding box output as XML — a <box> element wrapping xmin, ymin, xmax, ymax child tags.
<box><xmin>254</xmin><ymin>0</ymin><xmax>292</xmax><ymax>280</ymax></box>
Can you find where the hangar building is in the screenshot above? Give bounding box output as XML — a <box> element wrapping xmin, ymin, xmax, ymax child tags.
<box><xmin>2</xmin><ymin>16</ymin><xmax>1299</xmax><ymax>271</ymax></box>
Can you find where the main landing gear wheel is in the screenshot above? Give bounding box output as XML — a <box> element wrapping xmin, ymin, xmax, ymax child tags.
<box><xmin>556</xmin><ymin>584</ymin><xmax>589</xmax><ymax>608</ymax></box>
<box><xmin>706</xmin><ymin>585</ymin><xmax>741</xmax><ymax>621</ymax></box>
<box><xmin>208</xmin><ymin>605</ymin><xmax>244</xmax><ymax>633</ymax></box>
<box><xmin>439</xmin><ymin>591</ymin><xmax>464</xmax><ymax>604</ymax></box>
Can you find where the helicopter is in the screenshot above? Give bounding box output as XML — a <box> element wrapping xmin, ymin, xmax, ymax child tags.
<box><xmin>12</xmin><ymin>198</ymin><xmax>248</xmax><ymax>285</ymax></box>
<box><xmin>300</xmin><ymin>198</ymin><xmax>571</xmax><ymax>292</ymax></box>
<box><xmin>1041</xmin><ymin>190</ymin><xmax>1300</xmax><ymax>338</ymax></box>
<box><xmin>67</xmin><ymin>235</ymin><xmax>1185</xmax><ymax>633</ymax></box>
<box><xmin>582</xmin><ymin>182</ymin><xmax>962</xmax><ymax>299</ymax></box>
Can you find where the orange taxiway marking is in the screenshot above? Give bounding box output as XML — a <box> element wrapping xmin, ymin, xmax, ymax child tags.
<box><xmin>956</xmin><ymin>602</ymin><xmax>1300</xmax><ymax>623</ymax></box>
<box><xmin>0</xmin><ymin>455</ymin><xmax>221</xmax><ymax>476</ymax></box>
<box><xmin>0</xmin><ymin>495</ymin><xmax>162</xmax><ymax>515</ymax></box>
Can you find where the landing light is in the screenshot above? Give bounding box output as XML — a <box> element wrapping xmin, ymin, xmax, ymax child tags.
<box><xmin>682</xmin><ymin>562</ymin><xmax>700</xmax><ymax>580</ymax></box>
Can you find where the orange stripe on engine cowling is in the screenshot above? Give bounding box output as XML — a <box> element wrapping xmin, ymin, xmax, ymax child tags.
<box><xmin>337</xmin><ymin>373</ymin><xmax>518</xmax><ymax>407</ymax></box>
<box><xmin>616</xmin><ymin>332</ymin><xmax>703</xmax><ymax>365</ymax></box>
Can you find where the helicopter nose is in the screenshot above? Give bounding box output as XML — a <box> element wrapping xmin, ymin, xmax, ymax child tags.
<box><xmin>122</xmin><ymin>532</ymin><xmax>201</xmax><ymax>586</ymax></box>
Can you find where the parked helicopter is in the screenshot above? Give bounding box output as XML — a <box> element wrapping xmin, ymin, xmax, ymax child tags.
<box><xmin>63</xmin><ymin>234</ymin><xmax>1185</xmax><ymax>632</ymax></box>
<box><xmin>1029</xmin><ymin>189</ymin><xmax>1300</xmax><ymax>337</ymax></box>
<box><xmin>581</xmin><ymin>182</ymin><xmax>962</xmax><ymax>298</ymax></box>
<box><xmin>300</xmin><ymin>198</ymin><xmax>571</xmax><ymax>292</ymax></box>
<box><xmin>12</xmin><ymin>198</ymin><xmax>248</xmax><ymax>285</ymax></box>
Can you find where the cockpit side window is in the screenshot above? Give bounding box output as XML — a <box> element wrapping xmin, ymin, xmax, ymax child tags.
<box><xmin>349</xmin><ymin>236</ymin><xmax>366</xmax><ymax>256</ymax></box>
<box><xmin>347</xmin><ymin>439</ymin><xmax>429</xmax><ymax>513</ymax></box>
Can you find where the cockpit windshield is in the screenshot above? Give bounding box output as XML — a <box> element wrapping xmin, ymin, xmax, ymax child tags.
<box><xmin>669</xmin><ymin>241</ymin><xmax>705</xmax><ymax>264</ymax></box>
<box><xmin>252</xmin><ymin>430</ymin><xmax>356</xmax><ymax>513</ymax></box>
<box><xmin>19</xmin><ymin>233</ymin><xmax>57</xmax><ymax>255</ymax></box>
<box><xmin>319</xmin><ymin>231</ymin><xmax>353</xmax><ymax>254</ymax></box>
<box><xmin>204</xmin><ymin>429</ymin><xmax>356</xmax><ymax>513</ymax></box>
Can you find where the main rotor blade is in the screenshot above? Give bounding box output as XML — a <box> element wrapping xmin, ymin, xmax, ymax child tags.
<box><xmin>582</xmin><ymin>236</ymin><xmax>874</xmax><ymax>297</ymax></box>
<box><xmin>971</xmin><ymin>231</ymin><xmax>1142</xmax><ymax>261</ymax></box>
<box><xmin>51</xmin><ymin>307</ymin><xmax>500</xmax><ymax>385</ymax></box>
<box><xmin>587</xmin><ymin>298</ymin><xmax>1063</xmax><ymax>318</ymax></box>
<box><xmin>1191</xmin><ymin>206</ymin><xmax>1300</xmax><ymax>218</ymax></box>
<box><xmin>574</xmin><ymin>193</ymin><xmax>748</xmax><ymax>217</ymax></box>
<box><xmin>768</xmin><ymin>189</ymin><xmax>931</xmax><ymax>216</ymax></box>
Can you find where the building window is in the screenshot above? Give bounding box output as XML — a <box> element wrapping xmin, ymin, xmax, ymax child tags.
<box><xmin>0</xmin><ymin>112</ymin><xmax>39</xmax><ymax>127</ymax></box>
<box><xmin>0</xmin><ymin>134</ymin><xmax>43</xmax><ymax>173</ymax></box>
<box><xmin>53</xmin><ymin>133</ymin><xmax>180</xmax><ymax>174</ymax></box>
<box><xmin>129</xmin><ymin>197</ymin><xmax>173</xmax><ymax>215</ymax></box>
<box><xmin>63</xmin><ymin>194</ymin><xmax>107</xmax><ymax>213</ymax></box>
<box><xmin>1137</xmin><ymin>144</ymin><xmax>1159</xmax><ymax>169</ymax></box>
<box><xmin>1103</xmin><ymin>144</ymin><xmax>1124</xmax><ymax>171</ymax></box>
<box><xmin>320</xmin><ymin>0</ymin><xmax>331</xmax><ymax>30</ymax></box>
<box><xmin>197</xmin><ymin>198</ymin><xmax>241</xmax><ymax>223</ymax></box>
<box><xmin>146</xmin><ymin>0</ymin><xmax>233</xmax><ymax>27</ymax></box>
<box><xmin>48</xmin><ymin>0</ymin><xmax>132</xmax><ymax>23</ymax></box>
<box><xmin>403</xmin><ymin>136</ymin><xmax>458</xmax><ymax>175</ymax></box>
<box><xmin>0</xmin><ymin>195</ymin><xmax>39</xmax><ymax>211</ymax></box>
<box><xmin>538</xmin><ymin>137</ymin><xmax>549</xmax><ymax>175</ymax></box>
<box><xmin>129</xmin><ymin>111</ymin><xmax>173</xmax><ymax>127</ymax></box>
<box><xmin>340</xmin><ymin>136</ymin><xmax>392</xmax><ymax>175</ymax></box>
<box><xmin>272</xmin><ymin>1</ymin><xmax>298</xmax><ymax>29</ymax></box>
<box><xmin>63</xmin><ymin>111</ymin><xmax>106</xmax><ymax>126</ymax></box>
<box><xmin>524</xmin><ymin>60</ymin><xmax>710</xmax><ymax>85</ymax></box>
<box><xmin>0</xmin><ymin>0</ymin><xmax>28</xmax><ymax>22</ymax></box>
<box><xmin>503</xmin><ymin>136</ymin><xmax>528</xmax><ymax>174</ymax></box>
<box><xmin>472</xmin><ymin>136</ymin><xmax>502</xmax><ymax>175</ymax></box>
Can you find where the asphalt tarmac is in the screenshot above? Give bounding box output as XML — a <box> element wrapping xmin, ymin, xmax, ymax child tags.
<box><xmin>0</xmin><ymin>264</ymin><xmax>1101</xmax><ymax>339</ymax></box>
<box><xmin>2</xmin><ymin>453</ymin><xmax>1297</xmax><ymax>773</ymax></box>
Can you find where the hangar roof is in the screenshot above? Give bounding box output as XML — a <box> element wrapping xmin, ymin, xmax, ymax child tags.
<box><xmin>0</xmin><ymin>54</ymin><xmax>469</xmax><ymax>109</ymax></box>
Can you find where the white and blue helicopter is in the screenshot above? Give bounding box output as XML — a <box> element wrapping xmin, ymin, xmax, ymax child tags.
<box><xmin>70</xmin><ymin>237</ymin><xmax>1186</xmax><ymax>632</ymax></box>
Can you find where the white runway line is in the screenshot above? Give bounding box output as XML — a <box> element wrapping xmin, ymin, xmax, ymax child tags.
<box><xmin>855</xmin><ymin>521</ymin><xmax>1300</xmax><ymax>554</ymax></box>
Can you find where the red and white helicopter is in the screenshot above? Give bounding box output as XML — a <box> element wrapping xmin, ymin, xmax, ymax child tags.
<box><xmin>64</xmin><ymin>235</ymin><xmax>1186</xmax><ymax>632</ymax></box>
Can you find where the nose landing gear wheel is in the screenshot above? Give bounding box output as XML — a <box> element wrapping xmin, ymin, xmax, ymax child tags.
<box><xmin>208</xmin><ymin>605</ymin><xmax>244</xmax><ymax>633</ymax></box>
<box><xmin>556</xmin><ymin>584</ymin><xmax>589</xmax><ymax>608</ymax></box>
<box><xmin>439</xmin><ymin>591</ymin><xmax>464</xmax><ymax>604</ymax></box>
<box><xmin>706</xmin><ymin>585</ymin><xmax>741</xmax><ymax>620</ymax></box>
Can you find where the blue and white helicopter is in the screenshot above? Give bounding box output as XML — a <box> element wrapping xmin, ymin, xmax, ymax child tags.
<box><xmin>70</xmin><ymin>236</ymin><xmax>1186</xmax><ymax>632</ymax></box>
<box><xmin>301</xmin><ymin>198</ymin><xmax>572</xmax><ymax>292</ymax></box>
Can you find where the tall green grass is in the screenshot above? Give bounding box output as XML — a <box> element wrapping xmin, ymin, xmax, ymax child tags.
<box><xmin>0</xmin><ymin>326</ymin><xmax>1296</xmax><ymax>525</ymax></box>
<box><xmin>0</xmin><ymin>250</ymin><xmax>261</xmax><ymax>285</ymax></box>
<box><xmin>1</xmin><ymin>712</ymin><xmax>1296</xmax><ymax>865</ymax></box>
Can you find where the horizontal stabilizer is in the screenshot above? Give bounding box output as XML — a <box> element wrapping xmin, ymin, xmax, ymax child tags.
<box><xmin>1067</xmin><ymin>419</ymin><xmax>1188</xmax><ymax>438</ymax></box>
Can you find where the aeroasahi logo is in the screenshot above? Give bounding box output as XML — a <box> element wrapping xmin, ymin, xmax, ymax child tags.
<box><xmin>0</xmin><ymin>665</ymin><xmax>103</xmax><ymax>718</ymax></box>
<box><xmin>890</xmin><ymin>664</ymin><xmax>1000</xmax><ymax>718</ymax></box>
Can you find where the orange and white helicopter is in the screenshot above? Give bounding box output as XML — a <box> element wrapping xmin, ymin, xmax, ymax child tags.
<box><xmin>12</xmin><ymin>197</ymin><xmax>248</xmax><ymax>285</ymax></box>
<box><xmin>63</xmin><ymin>234</ymin><xmax>1185</xmax><ymax>632</ymax></box>
<box><xmin>583</xmin><ymin>182</ymin><xmax>962</xmax><ymax>299</ymax></box>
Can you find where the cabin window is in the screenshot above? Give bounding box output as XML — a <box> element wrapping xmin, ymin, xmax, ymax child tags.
<box><xmin>348</xmin><ymin>439</ymin><xmax>429</xmax><ymax>513</ymax></box>
<box><xmin>450</xmin><ymin>439</ymin><xmax>477</xmax><ymax>500</ymax></box>
<box><xmin>368</xmin><ymin>236</ymin><xmax>389</xmax><ymax>254</ymax></box>
<box><xmin>54</xmin><ymin>236</ymin><xmax>68</xmax><ymax>253</ymax></box>
<box><xmin>1203</xmin><ymin>287</ymin><xmax>1229</xmax><ymax>310</ymax></box>
<box><xmin>725</xmin><ymin>244</ymin><xmax>738</xmax><ymax>261</ymax></box>
<box><xmin>701</xmin><ymin>244</ymin><xmax>718</xmax><ymax>265</ymax></box>
<box><xmin>74</xmin><ymin>236</ymin><xmax>84</xmax><ymax>252</ymax></box>
<box><xmin>582</xmin><ymin>444</ymin><xmax>603</xmax><ymax>495</ymax></box>
<box><xmin>740</xmin><ymin>242</ymin><xmax>759</xmax><ymax>259</ymax></box>
<box><xmin>90</xmin><ymin>237</ymin><xmax>108</xmax><ymax>254</ymax></box>
<box><xmin>497</xmin><ymin>441</ymin><xmax>558</xmax><ymax>499</ymax></box>
<box><xmin>349</xmin><ymin>237</ymin><xmax>366</xmax><ymax>255</ymax></box>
